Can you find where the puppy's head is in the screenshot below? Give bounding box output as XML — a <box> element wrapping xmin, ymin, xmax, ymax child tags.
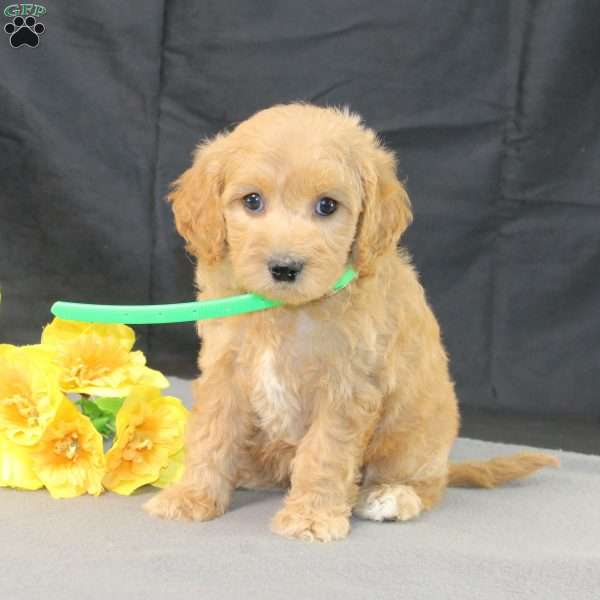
<box><xmin>169</xmin><ymin>103</ymin><xmax>412</xmax><ymax>304</ymax></box>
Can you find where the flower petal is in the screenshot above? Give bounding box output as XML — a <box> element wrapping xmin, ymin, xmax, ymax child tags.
<box><xmin>40</xmin><ymin>319</ymin><xmax>168</xmax><ymax>397</ymax></box>
<box><xmin>30</xmin><ymin>399</ymin><xmax>106</xmax><ymax>499</ymax></box>
<box><xmin>104</xmin><ymin>446</ymin><xmax>170</xmax><ymax>495</ymax></box>
<box><xmin>41</xmin><ymin>318</ymin><xmax>135</xmax><ymax>353</ymax></box>
<box><xmin>0</xmin><ymin>433</ymin><xmax>44</xmax><ymax>490</ymax></box>
<box><xmin>104</xmin><ymin>386</ymin><xmax>188</xmax><ymax>495</ymax></box>
<box><xmin>152</xmin><ymin>449</ymin><xmax>185</xmax><ymax>489</ymax></box>
<box><xmin>0</xmin><ymin>344</ymin><xmax>64</xmax><ymax>446</ymax></box>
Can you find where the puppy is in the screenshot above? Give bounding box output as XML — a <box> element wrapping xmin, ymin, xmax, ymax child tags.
<box><xmin>145</xmin><ymin>103</ymin><xmax>557</xmax><ymax>541</ymax></box>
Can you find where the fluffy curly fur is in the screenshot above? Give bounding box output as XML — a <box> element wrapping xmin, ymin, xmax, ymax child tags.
<box><xmin>144</xmin><ymin>103</ymin><xmax>558</xmax><ymax>542</ymax></box>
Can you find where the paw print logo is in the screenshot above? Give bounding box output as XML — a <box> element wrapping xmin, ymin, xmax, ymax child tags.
<box><xmin>4</xmin><ymin>15</ymin><xmax>45</xmax><ymax>48</ymax></box>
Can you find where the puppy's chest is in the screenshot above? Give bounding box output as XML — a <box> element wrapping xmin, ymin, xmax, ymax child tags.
<box><xmin>249</xmin><ymin>349</ymin><xmax>304</xmax><ymax>443</ymax></box>
<box><xmin>244</xmin><ymin>313</ymin><xmax>325</xmax><ymax>444</ymax></box>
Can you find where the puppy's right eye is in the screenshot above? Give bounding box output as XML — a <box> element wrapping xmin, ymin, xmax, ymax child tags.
<box><xmin>243</xmin><ymin>193</ymin><xmax>264</xmax><ymax>213</ymax></box>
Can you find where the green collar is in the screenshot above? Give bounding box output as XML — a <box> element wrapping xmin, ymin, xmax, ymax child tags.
<box><xmin>51</xmin><ymin>267</ymin><xmax>357</xmax><ymax>325</ymax></box>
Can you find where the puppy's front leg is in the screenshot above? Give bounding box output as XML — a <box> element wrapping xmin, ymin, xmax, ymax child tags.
<box><xmin>144</xmin><ymin>355</ymin><xmax>250</xmax><ymax>521</ymax></box>
<box><xmin>271</xmin><ymin>384</ymin><xmax>381</xmax><ymax>542</ymax></box>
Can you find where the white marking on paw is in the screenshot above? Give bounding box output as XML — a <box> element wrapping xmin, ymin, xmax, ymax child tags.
<box><xmin>355</xmin><ymin>491</ymin><xmax>399</xmax><ymax>521</ymax></box>
<box><xmin>355</xmin><ymin>485</ymin><xmax>423</xmax><ymax>522</ymax></box>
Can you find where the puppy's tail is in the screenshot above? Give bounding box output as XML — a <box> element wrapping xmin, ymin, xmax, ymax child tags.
<box><xmin>448</xmin><ymin>452</ymin><xmax>559</xmax><ymax>489</ymax></box>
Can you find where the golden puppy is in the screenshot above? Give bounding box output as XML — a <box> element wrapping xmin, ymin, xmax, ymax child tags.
<box><xmin>144</xmin><ymin>103</ymin><xmax>557</xmax><ymax>541</ymax></box>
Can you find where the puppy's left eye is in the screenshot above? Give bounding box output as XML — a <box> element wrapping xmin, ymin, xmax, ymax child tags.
<box><xmin>243</xmin><ymin>193</ymin><xmax>264</xmax><ymax>212</ymax></box>
<box><xmin>315</xmin><ymin>197</ymin><xmax>338</xmax><ymax>217</ymax></box>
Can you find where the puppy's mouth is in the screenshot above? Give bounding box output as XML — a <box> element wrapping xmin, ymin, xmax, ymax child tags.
<box><xmin>259</xmin><ymin>285</ymin><xmax>310</xmax><ymax>306</ymax></box>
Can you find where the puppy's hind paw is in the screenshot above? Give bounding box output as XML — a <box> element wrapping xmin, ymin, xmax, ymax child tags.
<box><xmin>355</xmin><ymin>484</ymin><xmax>423</xmax><ymax>522</ymax></box>
<box><xmin>143</xmin><ymin>484</ymin><xmax>223</xmax><ymax>522</ymax></box>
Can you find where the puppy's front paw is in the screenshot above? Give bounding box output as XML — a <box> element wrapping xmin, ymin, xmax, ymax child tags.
<box><xmin>144</xmin><ymin>484</ymin><xmax>223</xmax><ymax>522</ymax></box>
<box><xmin>271</xmin><ymin>504</ymin><xmax>350</xmax><ymax>542</ymax></box>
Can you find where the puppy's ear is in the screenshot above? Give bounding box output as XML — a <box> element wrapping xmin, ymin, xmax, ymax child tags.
<box><xmin>353</xmin><ymin>143</ymin><xmax>413</xmax><ymax>276</ymax></box>
<box><xmin>168</xmin><ymin>133</ymin><xmax>230</xmax><ymax>265</ymax></box>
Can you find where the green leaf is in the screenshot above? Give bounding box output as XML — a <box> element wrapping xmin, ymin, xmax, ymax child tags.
<box><xmin>77</xmin><ymin>395</ymin><xmax>125</xmax><ymax>439</ymax></box>
<box><xmin>91</xmin><ymin>416</ymin><xmax>115</xmax><ymax>439</ymax></box>
<box><xmin>95</xmin><ymin>397</ymin><xmax>125</xmax><ymax>416</ymax></box>
<box><xmin>91</xmin><ymin>416</ymin><xmax>110</xmax><ymax>430</ymax></box>
<box><xmin>80</xmin><ymin>397</ymin><xmax>102</xmax><ymax>419</ymax></box>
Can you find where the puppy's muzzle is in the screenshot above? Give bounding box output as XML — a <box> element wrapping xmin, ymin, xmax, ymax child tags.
<box><xmin>268</xmin><ymin>257</ymin><xmax>305</xmax><ymax>283</ymax></box>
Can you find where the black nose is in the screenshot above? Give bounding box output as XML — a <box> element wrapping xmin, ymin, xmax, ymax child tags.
<box><xmin>268</xmin><ymin>259</ymin><xmax>305</xmax><ymax>283</ymax></box>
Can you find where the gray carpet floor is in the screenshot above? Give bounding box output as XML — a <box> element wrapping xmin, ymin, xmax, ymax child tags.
<box><xmin>1</xmin><ymin>379</ymin><xmax>598</xmax><ymax>599</ymax></box>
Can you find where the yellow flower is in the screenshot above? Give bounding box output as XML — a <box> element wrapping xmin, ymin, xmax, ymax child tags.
<box><xmin>30</xmin><ymin>399</ymin><xmax>106</xmax><ymax>498</ymax></box>
<box><xmin>103</xmin><ymin>386</ymin><xmax>189</xmax><ymax>495</ymax></box>
<box><xmin>152</xmin><ymin>448</ymin><xmax>185</xmax><ymax>489</ymax></box>
<box><xmin>0</xmin><ymin>433</ymin><xmax>43</xmax><ymax>490</ymax></box>
<box><xmin>0</xmin><ymin>344</ymin><xmax>63</xmax><ymax>446</ymax></box>
<box><xmin>41</xmin><ymin>318</ymin><xmax>169</xmax><ymax>396</ymax></box>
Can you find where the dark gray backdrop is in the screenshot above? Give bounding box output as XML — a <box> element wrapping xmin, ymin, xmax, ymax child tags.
<box><xmin>1</xmin><ymin>1</ymin><xmax>599</xmax><ymax>417</ymax></box>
